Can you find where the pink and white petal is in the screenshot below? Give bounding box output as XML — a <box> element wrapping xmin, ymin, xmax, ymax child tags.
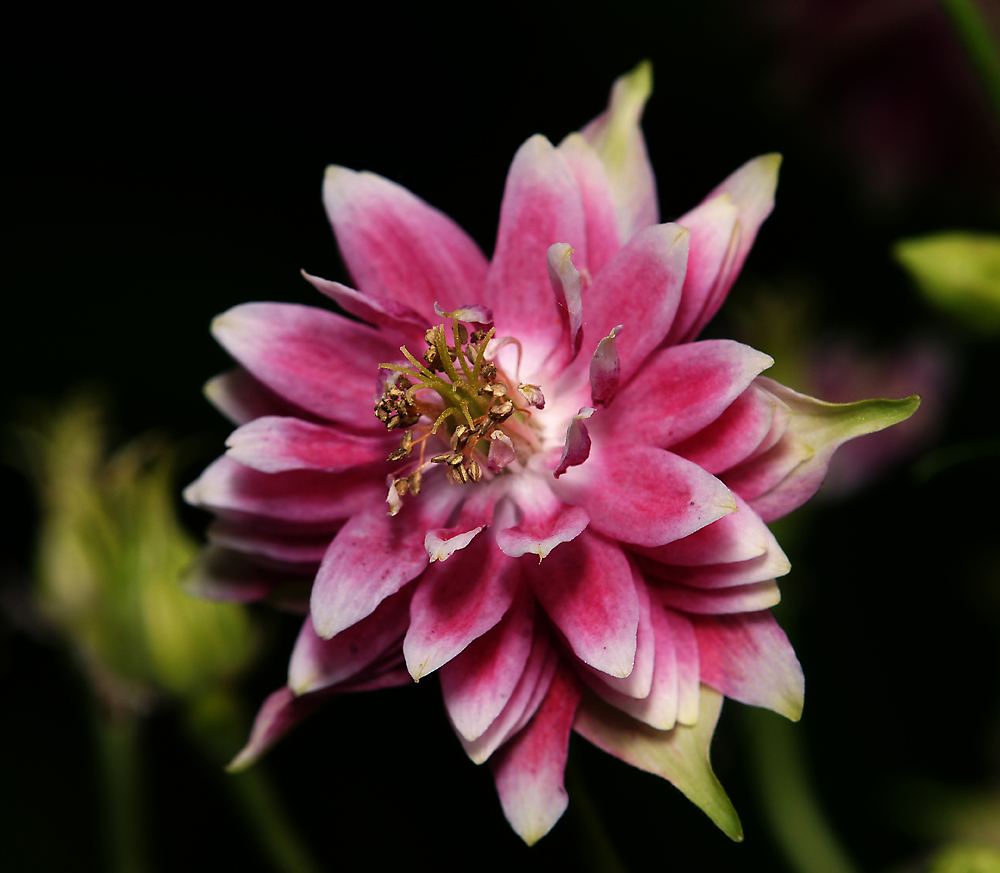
<box><xmin>490</xmin><ymin>664</ymin><xmax>583</xmax><ymax>846</ymax></box>
<box><xmin>637</xmin><ymin>546</ymin><xmax>791</xmax><ymax>590</ymax></box>
<box><xmin>553</xmin><ymin>407</ymin><xmax>595</xmax><ymax>479</ymax></box>
<box><xmin>670</xmin><ymin>383</ymin><xmax>782</xmax><ymax>474</ymax></box>
<box><xmin>554</xmin><ymin>443</ymin><xmax>737</xmax><ymax>549</ymax></box>
<box><xmin>486</xmin><ymin>135</ymin><xmax>586</xmax><ymax>367</ymax></box>
<box><xmin>582</xmin><ymin>223</ymin><xmax>689</xmax><ymax>383</ymax></box>
<box><xmin>440</xmin><ymin>585</ymin><xmax>535</xmax><ymax>742</ymax></box>
<box><xmin>581</xmin><ymin>568</ymin><xmax>655</xmax><ymax>699</ymax></box>
<box><xmin>692</xmin><ymin>611</ymin><xmax>804</xmax><ymax>721</ymax></box>
<box><xmin>310</xmin><ymin>485</ymin><xmax>457</xmax><ymax>638</ymax></box>
<box><xmin>589</xmin><ymin>325</ymin><xmax>622</xmax><ymax>408</ymax></box>
<box><xmin>227</xmin><ymin>686</ymin><xmax>333</xmax><ymax>772</ymax></box>
<box><xmin>663</xmin><ymin>197</ymin><xmax>739</xmax><ymax>347</ymax></box>
<box><xmin>579</xmin><ymin>61</ymin><xmax>659</xmax><ymax>243</ymax></box>
<box><xmin>721</xmin><ymin>432</ymin><xmax>811</xmax><ymax>503</ymax></box>
<box><xmin>670</xmin><ymin>154</ymin><xmax>782</xmax><ymax>345</ymax></box>
<box><xmin>204</xmin><ymin>367</ymin><xmax>322</xmax><ymax>426</ymax></box>
<box><xmin>302</xmin><ymin>271</ymin><xmax>428</xmax><ymax>340</ymax></box>
<box><xmin>526</xmin><ymin>531</ymin><xmax>638</xmax><ymax>678</ymax></box>
<box><xmin>496</xmin><ymin>505</ymin><xmax>590</xmax><ymax>562</ymax></box>
<box><xmin>184</xmin><ymin>544</ymin><xmax>313</xmax><ymax>603</ymax></box>
<box><xmin>288</xmin><ymin>587</ymin><xmax>412</xmax><ymax>695</ymax></box>
<box><xmin>664</xmin><ymin>608</ymin><xmax>701</xmax><ymax>726</ymax></box>
<box><xmin>601</xmin><ymin>341</ymin><xmax>774</xmax><ymax>449</ymax></box>
<box><xmin>322</xmin><ymin>166</ymin><xmax>488</xmax><ymax>314</ymax></box>
<box><xmin>546</xmin><ymin>243</ymin><xmax>584</xmax><ymax>360</ymax></box>
<box><xmin>636</xmin><ymin>494</ymin><xmax>777</xmax><ymax>566</ymax></box>
<box><xmin>183</xmin><ymin>456</ymin><xmax>384</xmax><ymax>524</ymax></box>
<box><xmin>459</xmin><ymin>625</ymin><xmax>559</xmax><ymax>764</ymax></box>
<box><xmin>404</xmin><ymin>536</ymin><xmax>520</xmax><ymax>680</ymax></box>
<box><xmin>556</xmin><ymin>133</ymin><xmax>622</xmax><ymax>275</ymax></box>
<box><xmin>207</xmin><ymin>518</ymin><xmax>333</xmax><ymax>565</ymax></box>
<box><xmin>225</xmin><ymin>416</ymin><xmax>394</xmax><ymax>474</ymax></box>
<box><xmin>573</xmin><ymin>685</ymin><xmax>742</xmax><ymax>841</ymax></box>
<box><xmin>653</xmin><ymin>579</ymin><xmax>781</xmax><ymax>614</ymax></box>
<box><xmin>211</xmin><ymin>302</ymin><xmax>398</xmax><ymax>429</ymax></box>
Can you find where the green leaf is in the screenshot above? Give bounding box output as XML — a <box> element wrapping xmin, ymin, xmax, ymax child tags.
<box><xmin>894</xmin><ymin>232</ymin><xmax>1000</xmax><ymax>333</ymax></box>
<box><xmin>574</xmin><ymin>684</ymin><xmax>743</xmax><ymax>841</ymax></box>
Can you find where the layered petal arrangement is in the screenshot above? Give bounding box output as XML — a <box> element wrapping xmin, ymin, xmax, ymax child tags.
<box><xmin>186</xmin><ymin>63</ymin><xmax>919</xmax><ymax>844</ymax></box>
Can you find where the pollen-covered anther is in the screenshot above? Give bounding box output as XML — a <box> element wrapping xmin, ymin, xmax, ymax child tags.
<box><xmin>519</xmin><ymin>383</ymin><xmax>545</xmax><ymax>409</ymax></box>
<box><xmin>386</xmin><ymin>430</ymin><xmax>414</xmax><ymax>462</ymax></box>
<box><xmin>490</xmin><ymin>399</ymin><xmax>515</xmax><ymax>422</ymax></box>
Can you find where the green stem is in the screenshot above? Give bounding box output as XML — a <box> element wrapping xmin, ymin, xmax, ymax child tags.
<box><xmin>743</xmin><ymin>708</ymin><xmax>859</xmax><ymax>873</ymax></box>
<box><xmin>939</xmin><ymin>0</ymin><xmax>1000</xmax><ymax>125</ymax></box>
<box><xmin>92</xmin><ymin>704</ymin><xmax>150</xmax><ymax>873</ymax></box>
<box><xmin>565</xmin><ymin>749</ymin><xmax>629</xmax><ymax>873</ymax></box>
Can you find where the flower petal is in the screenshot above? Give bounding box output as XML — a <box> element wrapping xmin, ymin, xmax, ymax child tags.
<box><xmin>301</xmin><ymin>271</ymin><xmax>428</xmax><ymax>337</ymax></box>
<box><xmin>184</xmin><ymin>544</ymin><xmax>313</xmax><ymax>603</ymax></box>
<box><xmin>583</xmin><ymin>223</ymin><xmax>690</xmax><ymax>383</ymax></box>
<box><xmin>184</xmin><ymin>455</ymin><xmax>383</xmax><ymax>524</ymax></box>
<box><xmin>553</xmin><ymin>407</ymin><xmax>595</xmax><ymax>479</ymax></box>
<box><xmin>589</xmin><ymin>325</ymin><xmax>622</xmax><ymax>408</ymax></box>
<box><xmin>204</xmin><ymin>367</ymin><xmax>320</xmax><ymax>426</ymax></box>
<box><xmin>692</xmin><ymin>611</ymin><xmax>804</xmax><ymax>721</ymax></box>
<box><xmin>668</xmin><ymin>154</ymin><xmax>782</xmax><ymax>345</ymax></box>
<box><xmin>440</xmin><ymin>585</ymin><xmax>536</xmax><ymax>742</ymax></box>
<box><xmin>207</xmin><ymin>518</ymin><xmax>333</xmax><ymax>565</ymax></box>
<box><xmin>225</xmin><ymin>416</ymin><xmax>394</xmax><ymax>474</ymax></box>
<box><xmin>526</xmin><ymin>532</ymin><xmax>638</xmax><ymax>678</ymax></box>
<box><xmin>556</xmin><ymin>133</ymin><xmax>622</xmax><ymax>274</ymax></box>
<box><xmin>637</xmin><ymin>547</ymin><xmax>791</xmax><ymax>590</ymax></box>
<box><xmin>227</xmin><ymin>686</ymin><xmax>333</xmax><ymax>772</ymax></box>
<box><xmin>654</xmin><ymin>579</ymin><xmax>781</xmax><ymax>614</ymax></box>
<box><xmin>490</xmin><ymin>664</ymin><xmax>582</xmax><ymax>846</ymax></box>
<box><xmin>580</xmin><ymin>60</ymin><xmax>658</xmax><ymax>243</ymax></box>
<box><xmin>404</xmin><ymin>535</ymin><xmax>520</xmax><ymax>681</ymax></box>
<box><xmin>546</xmin><ymin>243</ymin><xmax>584</xmax><ymax>359</ymax></box>
<box><xmin>602</xmin><ymin>341</ymin><xmax>774</xmax><ymax>449</ymax></box>
<box><xmin>554</xmin><ymin>444</ymin><xmax>737</xmax><ymax>548</ymax></box>
<box><xmin>573</xmin><ymin>684</ymin><xmax>742</xmax><ymax>841</ymax></box>
<box><xmin>485</xmin><ymin>135</ymin><xmax>586</xmax><ymax>370</ymax></box>
<box><xmin>665</xmin><ymin>608</ymin><xmax>701</xmax><ymax>726</ymax></box>
<box><xmin>495</xmin><ymin>505</ymin><xmax>590</xmax><ymax>561</ymax></box>
<box><xmin>211</xmin><ymin>302</ymin><xmax>398</xmax><ymax>429</ymax></box>
<box><xmin>636</xmin><ymin>494</ymin><xmax>778</xmax><ymax>566</ymax></box>
<box><xmin>322</xmin><ymin>166</ymin><xmax>488</xmax><ymax>314</ymax></box>
<box><xmin>288</xmin><ymin>589</ymin><xmax>412</xmax><ymax>694</ymax></box>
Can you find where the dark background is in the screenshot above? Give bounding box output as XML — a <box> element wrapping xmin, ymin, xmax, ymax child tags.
<box><xmin>4</xmin><ymin>1</ymin><xmax>1000</xmax><ymax>871</ymax></box>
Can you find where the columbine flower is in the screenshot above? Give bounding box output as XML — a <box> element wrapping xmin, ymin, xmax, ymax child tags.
<box><xmin>184</xmin><ymin>63</ymin><xmax>918</xmax><ymax>844</ymax></box>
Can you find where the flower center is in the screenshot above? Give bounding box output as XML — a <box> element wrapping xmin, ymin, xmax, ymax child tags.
<box><xmin>374</xmin><ymin>305</ymin><xmax>545</xmax><ymax>510</ymax></box>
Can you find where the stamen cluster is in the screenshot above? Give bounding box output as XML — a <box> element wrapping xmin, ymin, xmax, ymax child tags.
<box><xmin>373</xmin><ymin>307</ymin><xmax>543</xmax><ymax>508</ymax></box>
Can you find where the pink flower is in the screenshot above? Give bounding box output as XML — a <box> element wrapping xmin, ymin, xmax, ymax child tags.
<box><xmin>185</xmin><ymin>63</ymin><xmax>918</xmax><ymax>844</ymax></box>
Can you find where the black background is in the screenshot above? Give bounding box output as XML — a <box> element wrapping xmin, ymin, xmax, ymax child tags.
<box><xmin>4</xmin><ymin>2</ymin><xmax>1000</xmax><ymax>871</ymax></box>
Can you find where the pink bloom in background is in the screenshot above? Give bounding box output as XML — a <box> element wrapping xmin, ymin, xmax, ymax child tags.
<box><xmin>185</xmin><ymin>64</ymin><xmax>917</xmax><ymax>843</ymax></box>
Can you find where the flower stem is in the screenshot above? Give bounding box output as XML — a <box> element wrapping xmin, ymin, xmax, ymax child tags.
<box><xmin>565</xmin><ymin>749</ymin><xmax>629</xmax><ymax>873</ymax></box>
<box><xmin>939</xmin><ymin>0</ymin><xmax>1000</xmax><ymax>124</ymax></box>
<box><xmin>92</xmin><ymin>703</ymin><xmax>150</xmax><ymax>873</ymax></box>
<box><xmin>742</xmin><ymin>707</ymin><xmax>859</xmax><ymax>873</ymax></box>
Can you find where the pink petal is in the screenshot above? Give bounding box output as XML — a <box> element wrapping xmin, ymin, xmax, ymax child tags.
<box><xmin>636</xmin><ymin>494</ymin><xmax>778</xmax><ymax>565</ymax></box>
<box><xmin>526</xmin><ymin>531</ymin><xmax>638</xmax><ymax>678</ymax></box>
<box><xmin>487</xmin><ymin>431</ymin><xmax>516</xmax><ymax>473</ymax></box>
<box><xmin>458</xmin><ymin>623</ymin><xmax>558</xmax><ymax>764</ymax></box>
<box><xmin>423</xmin><ymin>525</ymin><xmax>484</xmax><ymax>564</ymax></box>
<box><xmin>204</xmin><ymin>367</ymin><xmax>321</xmax><ymax>426</ymax></box>
<box><xmin>668</xmin><ymin>154</ymin><xmax>782</xmax><ymax>345</ymax></box>
<box><xmin>670</xmin><ymin>383</ymin><xmax>783</xmax><ymax>474</ymax></box>
<box><xmin>581</xmin><ymin>567</ymin><xmax>655</xmax><ymax>699</ymax></box>
<box><xmin>211</xmin><ymin>302</ymin><xmax>398</xmax><ymax>429</ymax></box>
<box><xmin>582</xmin><ymin>223</ymin><xmax>689</xmax><ymax>383</ymax></box>
<box><xmin>663</xmin><ymin>607</ymin><xmax>701</xmax><ymax>725</ymax></box>
<box><xmin>579</xmin><ymin>61</ymin><xmax>658</xmax><ymax>243</ymax></box>
<box><xmin>184</xmin><ymin>544</ymin><xmax>312</xmax><ymax>603</ymax></box>
<box><xmin>653</xmin><ymin>579</ymin><xmax>781</xmax><ymax>614</ymax></box>
<box><xmin>302</xmin><ymin>271</ymin><xmax>427</xmax><ymax>337</ymax></box>
<box><xmin>225</xmin><ymin>416</ymin><xmax>394</xmax><ymax>474</ymax></box>
<box><xmin>403</xmin><ymin>536</ymin><xmax>520</xmax><ymax>680</ymax></box>
<box><xmin>495</xmin><ymin>505</ymin><xmax>590</xmax><ymax>561</ymax></box>
<box><xmin>601</xmin><ymin>341</ymin><xmax>774</xmax><ymax>450</ymax></box>
<box><xmin>692</xmin><ymin>611</ymin><xmax>804</xmax><ymax>720</ymax></box>
<box><xmin>440</xmin><ymin>584</ymin><xmax>536</xmax><ymax>742</ymax></box>
<box><xmin>227</xmin><ymin>686</ymin><xmax>333</xmax><ymax>772</ymax></box>
<box><xmin>589</xmin><ymin>325</ymin><xmax>622</xmax><ymax>408</ymax></box>
<box><xmin>554</xmin><ymin>443</ymin><xmax>737</xmax><ymax>548</ymax></box>
<box><xmin>322</xmin><ymin>166</ymin><xmax>488</xmax><ymax>314</ymax></box>
<box><xmin>288</xmin><ymin>588</ymin><xmax>412</xmax><ymax>694</ymax></box>
<box><xmin>207</xmin><ymin>518</ymin><xmax>333</xmax><ymax>565</ymax></box>
<box><xmin>556</xmin><ymin>133</ymin><xmax>622</xmax><ymax>275</ymax></box>
<box><xmin>546</xmin><ymin>243</ymin><xmax>584</xmax><ymax>360</ymax></box>
<box><xmin>553</xmin><ymin>407</ymin><xmax>595</xmax><ymax>479</ymax></box>
<box><xmin>490</xmin><ymin>664</ymin><xmax>582</xmax><ymax>846</ymax></box>
<box><xmin>183</xmin><ymin>455</ymin><xmax>383</xmax><ymax>524</ymax></box>
<box><xmin>310</xmin><ymin>487</ymin><xmax>456</xmax><ymax>638</ymax></box>
<box><xmin>637</xmin><ymin>547</ymin><xmax>791</xmax><ymax>590</ymax></box>
<box><xmin>485</xmin><ymin>135</ymin><xmax>586</xmax><ymax>367</ymax></box>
